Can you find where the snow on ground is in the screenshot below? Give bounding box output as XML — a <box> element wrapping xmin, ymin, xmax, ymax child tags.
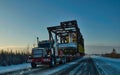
<box><xmin>0</xmin><ymin>63</ymin><xmax>31</xmax><ymax>74</ymax></box>
<box><xmin>2</xmin><ymin>56</ymin><xmax>119</xmax><ymax>75</ymax></box>
<box><xmin>0</xmin><ymin>56</ymin><xmax>87</xmax><ymax>75</ymax></box>
<box><xmin>34</xmin><ymin>56</ymin><xmax>87</xmax><ymax>75</ymax></box>
<box><xmin>92</xmin><ymin>56</ymin><xmax>120</xmax><ymax>75</ymax></box>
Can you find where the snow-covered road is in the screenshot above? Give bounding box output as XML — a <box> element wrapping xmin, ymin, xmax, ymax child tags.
<box><xmin>1</xmin><ymin>56</ymin><xmax>120</xmax><ymax>75</ymax></box>
<box><xmin>92</xmin><ymin>56</ymin><xmax>120</xmax><ymax>75</ymax></box>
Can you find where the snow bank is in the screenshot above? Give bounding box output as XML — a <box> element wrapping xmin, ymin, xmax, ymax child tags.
<box><xmin>0</xmin><ymin>63</ymin><xmax>31</xmax><ymax>74</ymax></box>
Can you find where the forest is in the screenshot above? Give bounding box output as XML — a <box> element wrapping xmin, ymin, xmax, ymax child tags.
<box><xmin>102</xmin><ymin>48</ymin><xmax>120</xmax><ymax>58</ymax></box>
<box><xmin>0</xmin><ymin>49</ymin><xmax>30</xmax><ymax>66</ymax></box>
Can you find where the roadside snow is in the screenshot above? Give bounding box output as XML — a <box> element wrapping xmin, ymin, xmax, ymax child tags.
<box><xmin>0</xmin><ymin>63</ymin><xmax>31</xmax><ymax>74</ymax></box>
<box><xmin>92</xmin><ymin>56</ymin><xmax>120</xmax><ymax>75</ymax></box>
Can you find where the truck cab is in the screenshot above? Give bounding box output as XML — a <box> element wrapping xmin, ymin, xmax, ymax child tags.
<box><xmin>30</xmin><ymin>40</ymin><xmax>52</xmax><ymax>68</ymax></box>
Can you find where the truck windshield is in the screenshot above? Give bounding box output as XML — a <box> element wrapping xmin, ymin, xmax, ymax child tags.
<box><xmin>38</xmin><ymin>43</ymin><xmax>50</xmax><ymax>48</ymax></box>
<box><xmin>32</xmin><ymin>48</ymin><xmax>43</xmax><ymax>58</ymax></box>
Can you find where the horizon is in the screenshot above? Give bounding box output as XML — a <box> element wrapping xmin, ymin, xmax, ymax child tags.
<box><xmin>0</xmin><ymin>45</ymin><xmax>120</xmax><ymax>54</ymax></box>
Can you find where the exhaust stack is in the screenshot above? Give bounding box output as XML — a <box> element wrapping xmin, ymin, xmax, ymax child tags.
<box><xmin>37</xmin><ymin>37</ymin><xmax>39</xmax><ymax>47</ymax></box>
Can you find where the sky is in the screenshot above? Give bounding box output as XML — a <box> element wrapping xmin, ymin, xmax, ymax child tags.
<box><xmin>0</xmin><ymin>0</ymin><xmax>120</xmax><ymax>54</ymax></box>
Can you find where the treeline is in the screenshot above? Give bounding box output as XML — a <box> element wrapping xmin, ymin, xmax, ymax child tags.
<box><xmin>0</xmin><ymin>49</ymin><xmax>31</xmax><ymax>66</ymax></box>
<box><xmin>102</xmin><ymin>53</ymin><xmax>120</xmax><ymax>58</ymax></box>
<box><xmin>102</xmin><ymin>48</ymin><xmax>120</xmax><ymax>58</ymax></box>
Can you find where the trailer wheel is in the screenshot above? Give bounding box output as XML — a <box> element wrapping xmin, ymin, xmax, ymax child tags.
<box><xmin>62</xmin><ymin>57</ymin><xmax>66</xmax><ymax>64</ymax></box>
<box><xmin>59</xmin><ymin>57</ymin><xmax>66</xmax><ymax>64</ymax></box>
<box><xmin>31</xmin><ymin>63</ymin><xmax>37</xmax><ymax>68</ymax></box>
<box><xmin>64</xmin><ymin>57</ymin><xmax>67</xmax><ymax>63</ymax></box>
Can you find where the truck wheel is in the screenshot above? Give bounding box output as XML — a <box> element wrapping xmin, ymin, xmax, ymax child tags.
<box><xmin>49</xmin><ymin>58</ymin><xmax>55</xmax><ymax>67</ymax></box>
<box><xmin>59</xmin><ymin>59</ymin><xmax>64</xmax><ymax>64</ymax></box>
<box><xmin>31</xmin><ymin>63</ymin><xmax>37</xmax><ymax>68</ymax></box>
<box><xmin>59</xmin><ymin>61</ymin><xmax>62</xmax><ymax>64</ymax></box>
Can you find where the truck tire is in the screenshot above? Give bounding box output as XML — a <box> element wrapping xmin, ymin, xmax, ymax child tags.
<box><xmin>31</xmin><ymin>63</ymin><xmax>37</xmax><ymax>68</ymax></box>
<box><xmin>59</xmin><ymin>61</ymin><xmax>62</xmax><ymax>64</ymax></box>
<box><xmin>49</xmin><ymin>58</ymin><xmax>55</xmax><ymax>67</ymax></box>
<box><xmin>62</xmin><ymin>57</ymin><xmax>66</xmax><ymax>64</ymax></box>
<box><xmin>64</xmin><ymin>57</ymin><xmax>67</xmax><ymax>63</ymax></box>
<box><xmin>59</xmin><ymin>57</ymin><xmax>65</xmax><ymax>64</ymax></box>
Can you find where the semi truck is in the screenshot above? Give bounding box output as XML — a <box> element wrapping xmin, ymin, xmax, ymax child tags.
<box><xmin>29</xmin><ymin>20</ymin><xmax>85</xmax><ymax>68</ymax></box>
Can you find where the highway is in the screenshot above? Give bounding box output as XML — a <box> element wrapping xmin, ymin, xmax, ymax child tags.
<box><xmin>1</xmin><ymin>56</ymin><xmax>120</xmax><ymax>75</ymax></box>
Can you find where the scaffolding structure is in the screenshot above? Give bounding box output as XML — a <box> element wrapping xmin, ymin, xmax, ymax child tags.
<box><xmin>47</xmin><ymin>20</ymin><xmax>84</xmax><ymax>55</ymax></box>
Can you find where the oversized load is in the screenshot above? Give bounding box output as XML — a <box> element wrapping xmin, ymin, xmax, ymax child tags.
<box><xmin>47</xmin><ymin>20</ymin><xmax>85</xmax><ymax>56</ymax></box>
<box><xmin>29</xmin><ymin>20</ymin><xmax>85</xmax><ymax>68</ymax></box>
